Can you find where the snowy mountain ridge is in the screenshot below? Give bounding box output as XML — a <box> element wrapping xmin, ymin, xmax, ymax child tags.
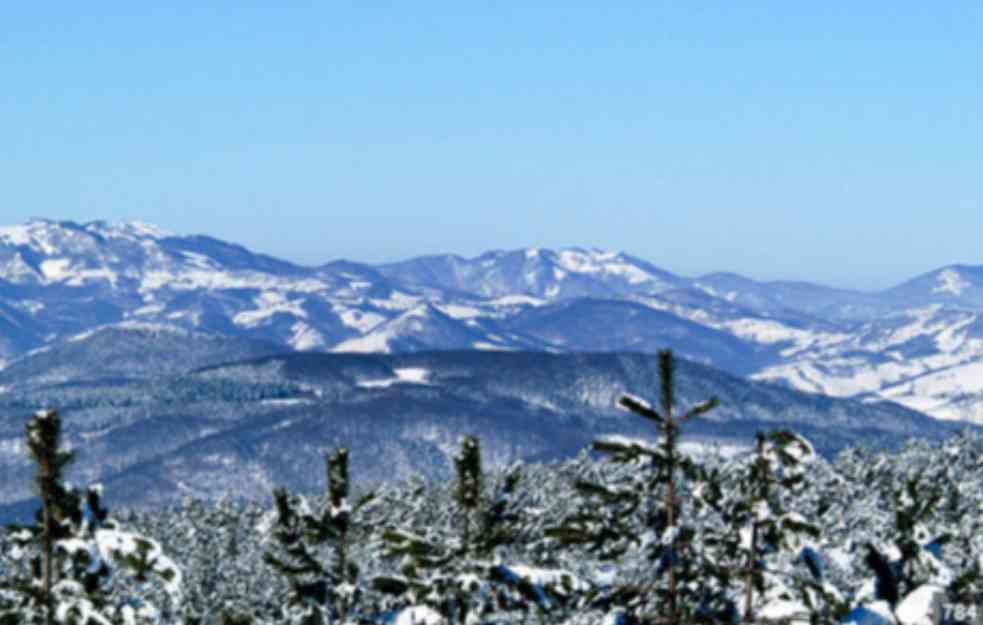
<box><xmin>4</xmin><ymin>218</ymin><xmax>983</xmax><ymax>422</ymax></box>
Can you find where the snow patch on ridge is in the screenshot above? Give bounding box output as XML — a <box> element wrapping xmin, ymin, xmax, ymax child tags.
<box><xmin>179</xmin><ymin>250</ymin><xmax>216</xmax><ymax>269</ymax></box>
<box><xmin>67</xmin><ymin>330</ymin><xmax>97</xmax><ymax>343</ymax></box>
<box><xmin>289</xmin><ymin>321</ymin><xmax>325</xmax><ymax>351</ymax></box>
<box><xmin>337</xmin><ymin>308</ymin><xmax>386</xmax><ymax>332</ymax></box>
<box><xmin>130</xmin><ymin>303</ymin><xmax>166</xmax><ymax>317</ymax></box>
<box><xmin>694</xmin><ymin>283</ymin><xmax>739</xmax><ymax>302</ymax></box>
<box><xmin>436</xmin><ymin>304</ymin><xmax>483</xmax><ymax>319</ymax></box>
<box><xmin>0</xmin><ymin>221</ymin><xmax>59</xmax><ymax>254</ymax></box>
<box><xmin>0</xmin><ymin>224</ymin><xmax>33</xmax><ymax>246</ymax></box>
<box><xmin>721</xmin><ymin>318</ymin><xmax>849</xmax><ymax>355</ymax></box>
<box><xmin>556</xmin><ymin>249</ymin><xmax>652</xmax><ymax>285</ymax></box>
<box><xmin>369</xmin><ymin>291</ymin><xmax>420</xmax><ymax>311</ymax></box>
<box><xmin>261</xmin><ymin>398</ymin><xmax>314</xmax><ymax>407</ymax></box>
<box><xmin>333</xmin><ymin>332</ymin><xmax>392</xmax><ymax>353</ymax></box>
<box><xmin>0</xmin><ymin>254</ymin><xmax>42</xmax><ymax>283</ymax></box>
<box><xmin>472</xmin><ymin>341</ymin><xmax>515</xmax><ymax>350</ymax></box>
<box><xmin>40</xmin><ymin>258</ymin><xmax>72</xmax><ymax>280</ymax></box>
<box><xmin>233</xmin><ymin>291</ymin><xmax>308</xmax><ymax>328</ymax></box>
<box><xmin>933</xmin><ymin>269</ymin><xmax>970</xmax><ymax>296</ymax></box>
<box><xmin>140</xmin><ymin>269</ymin><xmax>325</xmax><ymax>293</ymax></box>
<box><xmin>357</xmin><ymin>367</ymin><xmax>431</xmax><ymax>388</ymax></box>
<box><xmin>92</xmin><ymin>221</ymin><xmax>173</xmax><ymax>240</ymax></box>
<box><xmin>490</xmin><ymin>294</ymin><xmax>546</xmax><ymax>307</ymax></box>
<box><xmin>880</xmin><ymin>360</ymin><xmax>983</xmax><ymax>421</ymax></box>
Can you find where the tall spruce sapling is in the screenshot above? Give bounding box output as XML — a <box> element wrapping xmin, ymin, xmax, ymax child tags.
<box><xmin>263</xmin><ymin>447</ymin><xmax>374</xmax><ymax>625</ymax></box>
<box><xmin>546</xmin><ymin>349</ymin><xmax>719</xmax><ymax>625</ymax></box>
<box><xmin>695</xmin><ymin>430</ymin><xmax>844</xmax><ymax>623</ymax></box>
<box><xmin>374</xmin><ymin>435</ymin><xmax>488</xmax><ymax>623</ymax></box>
<box><xmin>0</xmin><ymin>410</ymin><xmax>181</xmax><ymax>625</ymax></box>
<box><xmin>375</xmin><ymin>435</ymin><xmax>548</xmax><ymax>623</ymax></box>
<box><xmin>4</xmin><ymin>409</ymin><xmax>76</xmax><ymax>625</ymax></box>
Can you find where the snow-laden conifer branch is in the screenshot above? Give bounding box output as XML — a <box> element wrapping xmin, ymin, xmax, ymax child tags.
<box><xmin>262</xmin><ymin>447</ymin><xmax>371</xmax><ymax>624</ymax></box>
<box><xmin>1</xmin><ymin>410</ymin><xmax>181</xmax><ymax>625</ymax></box>
<box><xmin>617</xmin><ymin>395</ymin><xmax>663</xmax><ymax>424</ymax></box>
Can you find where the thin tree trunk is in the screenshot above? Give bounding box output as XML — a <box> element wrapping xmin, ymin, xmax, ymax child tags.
<box><xmin>664</xmin><ymin>417</ymin><xmax>678</xmax><ymax>625</ymax></box>
<box><xmin>745</xmin><ymin>435</ymin><xmax>765</xmax><ymax>623</ymax></box>
<box><xmin>744</xmin><ymin>521</ymin><xmax>757</xmax><ymax>622</ymax></box>
<box><xmin>40</xmin><ymin>454</ymin><xmax>54</xmax><ymax>625</ymax></box>
<box><xmin>338</xmin><ymin>539</ymin><xmax>348</xmax><ymax>624</ymax></box>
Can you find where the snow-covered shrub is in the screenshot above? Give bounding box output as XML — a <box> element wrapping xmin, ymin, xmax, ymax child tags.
<box><xmin>142</xmin><ymin>495</ymin><xmax>282</xmax><ymax>625</ymax></box>
<box><xmin>697</xmin><ymin>430</ymin><xmax>845</xmax><ymax>624</ymax></box>
<box><xmin>373</xmin><ymin>435</ymin><xmax>564</xmax><ymax>624</ymax></box>
<box><xmin>546</xmin><ymin>349</ymin><xmax>721</xmax><ymax>624</ymax></box>
<box><xmin>848</xmin><ymin>447</ymin><xmax>975</xmax><ymax>624</ymax></box>
<box><xmin>0</xmin><ymin>410</ymin><xmax>180</xmax><ymax>625</ymax></box>
<box><xmin>264</xmin><ymin>447</ymin><xmax>374</xmax><ymax>625</ymax></box>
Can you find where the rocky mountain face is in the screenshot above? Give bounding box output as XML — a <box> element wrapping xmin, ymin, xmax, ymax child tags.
<box><xmin>4</xmin><ymin>218</ymin><xmax>983</xmax><ymax>423</ymax></box>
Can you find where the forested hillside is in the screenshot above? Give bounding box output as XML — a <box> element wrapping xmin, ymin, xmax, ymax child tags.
<box><xmin>2</xmin><ymin>353</ymin><xmax>980</xmax><ymax>624</ymax></box>
<box><xmin>0</xmin><ymin>345</ymin><xmax>961</xmax><ymax>515</ymax></box>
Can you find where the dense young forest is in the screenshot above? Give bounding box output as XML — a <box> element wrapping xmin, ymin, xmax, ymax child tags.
<box><xmin>2</xmin><ymin>351</ymin><xmax>981</xmax><ymax>625</ymax></box>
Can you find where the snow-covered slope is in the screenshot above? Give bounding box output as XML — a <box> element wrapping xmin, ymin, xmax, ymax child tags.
<box><xmin>333</xmin><ymin>304</ymin><xmax>510</xmax><ymax>353</ymax></box>
<box><xmin>0</xmin><ymin>219</ymin><xmax>401</xmax><ymax>355</ymax></box>
<box><xmin>885</xmin><ymin>264</ymin><xmax>983</xmax><ymax>309</ymax></box>
<box><xmin>752</xmin><ymin>305</ymin><xmax>983</xmax><ymax>421</ymax></box>
<box><xmin>693</xmin><ymin>272</ymin><xmax>890</xmax><ymax>322</ymax></box>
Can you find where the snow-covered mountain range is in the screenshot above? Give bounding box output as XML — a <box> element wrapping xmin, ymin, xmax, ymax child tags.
<box><xmin>4</xmin><ymin>218</ymin><xmax>983</xmax><ymax>423</ymax></box>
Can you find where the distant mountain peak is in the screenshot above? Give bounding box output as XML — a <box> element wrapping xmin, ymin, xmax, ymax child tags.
<box><xmin>887</xmin><ymin>264</ymin><xmax>983</xmax><ymax>307</ymax></box>
<box><xmin>932</xmin><ymin>267</ymin><xmax>971</xmax><ymax>296</ymax></box>
<box><xmin>0</xmin><ymin>218</ymin><xmax>174</xmax><ymax>259</ymax></box>
<box><xmin>376</xmin><ymin>246</ymin><xmax>683</xmax><ymax>301</ymax></box>
<box><xmin>83</xmin><ymin>220</ymin><xmax>173</xmax><ymax>241</ymax></box>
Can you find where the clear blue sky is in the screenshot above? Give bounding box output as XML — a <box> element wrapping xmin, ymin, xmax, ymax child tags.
<box><xmin>3</xmin><ymin>3</ymin><xmax>981</xmax><ymax>290</ymax></box>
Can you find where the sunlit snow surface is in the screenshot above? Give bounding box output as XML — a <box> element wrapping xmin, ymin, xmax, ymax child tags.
<box><xmin>289</xmin><ymin>322</ymin><xmax>326</xmax><ymax>350</ymax></box>
<box><xmin>752</xmin><ymin>304</ymin><xmax>983</xmax><ymax>421</ymax></box>
<box><xmin>933</xmin><ymin>268</ymin><xmax>970</xmax><ymax>295</ymax></box>
<box><xmin>555</xmin><ymin>249</ymin><xmax>654</xmax><ymax>285</ymax></box>
<box><xmin>233</xmin><ymin>291</ymin><xmax>309</xmax><ymax>328</ymax></box>
<box><xmin>597</xmin><ymin>434</ymin><xmax>749</xmax><ymax>459</ymax></box>
<box><xmin>393</xmin><ymin>605</ymin><xmax>442</xmax><ymax>625</ymax></box>
<box><xmin>337</xmin><ymin>307</ymin><xmax>386</xmax><ymax>333</ymax></box>
<box><xmin>333</xmin><ymin>331</ymin><xmax>395</xmax><ymax>353</ymax></box>
<box><xmin>358</xmin><ymin>367</ymin><xmax>431</xmax><ymax>388</ymax></box>
<box><xmin>472</xmin><ymin>341</ymin><xmax>516</xmax><ymax>350</ymax></box>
